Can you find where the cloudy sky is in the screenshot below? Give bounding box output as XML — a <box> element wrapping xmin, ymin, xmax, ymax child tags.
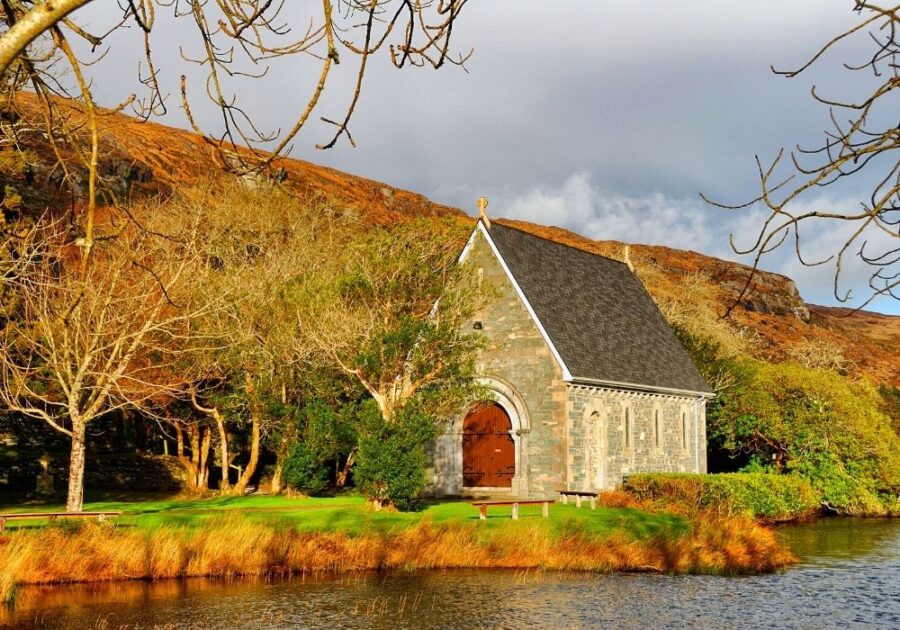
<box><xmin>76</xmin><ymin>1</ymin><xmax>898</xmax><ymax>314</ymax></box>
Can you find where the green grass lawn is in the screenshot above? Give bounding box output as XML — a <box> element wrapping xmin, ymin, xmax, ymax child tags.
<box><xmin>0</xmin><ymin>493</ymin><xmax>688</xmax><ymax>539</ymax></box>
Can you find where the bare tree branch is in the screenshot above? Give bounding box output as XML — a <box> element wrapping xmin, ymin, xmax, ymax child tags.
<box><xmin>705</xmin><ymin>2</ymin><xmax>900</xmax><ymax>315</ymax></box>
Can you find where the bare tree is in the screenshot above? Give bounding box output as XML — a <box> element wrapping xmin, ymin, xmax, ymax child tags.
<box><xmin>705</xmin><ymin>2</ymin><xmax>900</xmax><ymax>314</ymax></box>
<box><xmin>1</xmin><ymin>215</ymin><xmax>41</xmax><ymax>315</ymax></box>
<box><xmin>787</xmin><ymin>337</ymin><xmax>853</xmax><ymax>374</ymax></box>
<box><xmin>0</xmin><ymin>208</ymin><xmax>219</xmax><ymax>511</ymax></box>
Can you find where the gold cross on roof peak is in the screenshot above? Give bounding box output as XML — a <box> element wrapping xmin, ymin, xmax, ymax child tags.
<box><xmin>477</xmin><ymin>196</ymin><xmax>491</xmax><ymax>229</ymax></box>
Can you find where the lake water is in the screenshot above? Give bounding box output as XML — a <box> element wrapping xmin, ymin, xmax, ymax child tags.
<box><xmin>2</xmin><ymin>518</ymin><xmax>899</xmax><ymax>629</ymax></box>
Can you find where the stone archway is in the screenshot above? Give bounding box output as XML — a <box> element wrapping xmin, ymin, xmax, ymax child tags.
<box><xmin>429</xmin><ymin>376</ymin><xmax>531</xmax><ymax>497</ymax></box>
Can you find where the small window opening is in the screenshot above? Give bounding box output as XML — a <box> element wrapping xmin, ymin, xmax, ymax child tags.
<box><xmin>681</xmin><ymin>412</ymin><xmax>688</xmax><ymax>449</ymax></box>
<box><xmin>624</xmin><ymin>408</ymin><xmax>631</xmax><ymax>450</ymax></box>
<box><xmin>654</xmin><ymin>410</ymin><xmax>661</xmax><ymax>448</ymax></box>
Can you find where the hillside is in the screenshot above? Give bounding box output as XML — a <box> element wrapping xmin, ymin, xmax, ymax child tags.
<box><xmin>7</xmin><ymin>92</ymin><xmax>462</xmax><ymax>225</ymax></box>
<box><xmin>4</xmin><ymin>92</ymin><xmax>898</xmax><ymax>386</ymax></box>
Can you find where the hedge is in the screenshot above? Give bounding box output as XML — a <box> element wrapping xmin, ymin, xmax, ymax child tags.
<box><xmin>623</xmin><ymin>473</ymin><xmax>821</xmax><ymax>522</ymax></box>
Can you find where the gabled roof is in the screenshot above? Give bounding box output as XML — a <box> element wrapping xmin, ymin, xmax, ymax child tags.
<box><xmin>466</xmin><ymin>220</ymin><xmax>712</xmax><ymax>396</ymax></box>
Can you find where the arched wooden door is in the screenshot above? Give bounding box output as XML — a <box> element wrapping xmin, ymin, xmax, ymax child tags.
<box><xmin>463</xmin><ymin>403</ymin><xmax>514</xmax><ymax>488</ymax></box>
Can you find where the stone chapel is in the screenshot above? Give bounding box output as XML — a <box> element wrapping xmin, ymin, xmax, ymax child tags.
<box><xmin>428</xmin><ymin>218</ymin><xmax>714</xmax><ymax>499</ymax></box>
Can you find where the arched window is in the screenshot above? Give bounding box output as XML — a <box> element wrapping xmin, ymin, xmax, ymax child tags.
<box><xmin>585</xmin><ymin>411</ymin><xmax>601</xmax><ymax>490</ymax></box>
<box><xmin>681</xmin><ymin>412</ymin><xmax>688</xmax><ymax>449</ymax></box>
<box><xmin>623</xmin><ymin>408</ymin><xmax>631</xmax><ymax>450</ymax></box>
<box><xmin>654</xmin><ymin>410</ymin><xmax>661</xmax><ymax>448</ymax></box>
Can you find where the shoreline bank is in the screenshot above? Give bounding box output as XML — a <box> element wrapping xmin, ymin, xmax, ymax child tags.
<box><xmin>5</xmin><ymin>518</ymin><xmax>899</xmax><ymax>629</ymax></box>
<box><xmin>0</xmin><ymin>510</ymin><xmax>794</xmax><ymax>603</ymax></box>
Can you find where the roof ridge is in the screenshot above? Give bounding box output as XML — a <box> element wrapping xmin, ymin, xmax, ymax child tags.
<box><xmin>492</xmin><ymin>220</ymin><xmax>630</xmax><ymax>267</ymax></box>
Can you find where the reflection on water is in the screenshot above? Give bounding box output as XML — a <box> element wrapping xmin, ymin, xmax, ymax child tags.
<box><xmin>779</xmin><ymin>517</ymin><xmax>899</xmax><ymax>565</ymax></box>
<box><xmin>3</xmin><ymin>518</ymin><xmax>899</xmax><ymax>629</ymax></box>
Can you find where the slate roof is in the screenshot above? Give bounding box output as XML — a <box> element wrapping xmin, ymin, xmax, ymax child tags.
<box><xmin>486</xmin><ymin>222</ymin><xmax>712</xmax><ymax>395</ymax></box>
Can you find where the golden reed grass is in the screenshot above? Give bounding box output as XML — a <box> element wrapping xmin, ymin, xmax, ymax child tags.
<box><xmin>0</xmin><ymin>511</ymin><xmax>794</xmax><ymax>602</ymax></box>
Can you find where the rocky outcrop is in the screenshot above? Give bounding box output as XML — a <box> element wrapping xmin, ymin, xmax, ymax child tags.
<box><xmin>718</xmin><ymin>269</ymin><xmax>811</xmax><ymax>323</ymax></box>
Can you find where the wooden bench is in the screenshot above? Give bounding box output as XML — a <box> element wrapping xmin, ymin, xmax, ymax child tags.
<box><xmin>471</xmin><ymin>500</ymin><xmax>551</xmax><ymax>520</ymax></box>
<box><xmin>559</xmin><ymin>490</ymin><xmax>598</xmax><ymax>510</ymax></box>
<box><xmin>0</xmin><ymin>511</ymin><xmax>122</xmax><ymax>532</ymax></box>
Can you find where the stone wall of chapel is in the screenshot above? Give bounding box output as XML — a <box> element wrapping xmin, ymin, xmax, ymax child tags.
<box><xmin>567</xmin><ymin>385</ymin><xmax>706</xmax><ymax>490</ymax></box>
<box><xmin>428</xmin><ymin>230</ymin><xmax>568</xmax><ymax>499</ymax></box>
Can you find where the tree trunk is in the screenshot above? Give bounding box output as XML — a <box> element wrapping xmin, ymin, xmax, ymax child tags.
<box><xmin>270</xmin><ymin>463</ymin><xmax>284</xmax><ymax>495</ymax></box>
<box><xmin>189</xmin><ymin>424</ymin><xmax>200</xmax><ymax>468</ymax></box>
<box><xmin>233</xmin><ymin>411</ymin><xmax>260</xmax><ymax>495</ymax></box>
<box><xmin>173</xmin><ymin>421</ymin><xmax>211</xmax><ymax>493</ymax></box>
<box><xmin>269</xmin><ymin>424</ymin><xmax>295</xmax><ymax>495</ymax></box>
<box><xmin>191</xmin><ymin>392</ymin><xmax>230</xmax><ymax>492</ymax></box>
<box><xmin>66</xmin><ymin>417</ymin><xmax>87</xmax><ymax>512</ymax></box>
<box><xmin>269</xmin><ymin>383</ymin><xmax>291</xmax><ymax>495</ymax></box>
<box><xmin>188</xmin><ymin>423</ymin><xmax>202</xmax><ymax>491</ymax></box>
<box><xmin>214</xmin><ymin>410</ymin><xmax>230</xmax><ymax>492</ymax></box>
<box><xmin>176</xmin><ymin>423</ymin><xmax>185</xmax><ymax>458</ymax></box>
<box><xmin>175</xmin><ymin>423</ymin><xmax>197</xmax><ymax>491</ymax></box>
<box><xmin>197</xmin><ymin>426</ymin><xmax>211</xmax><ymax>489</ymax></box>
<box><xmin>336</xmin><ymin>447</ymin><xmax>357</xmax><ymax>489</ymax></box>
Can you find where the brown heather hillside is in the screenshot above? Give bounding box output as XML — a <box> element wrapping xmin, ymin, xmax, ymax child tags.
<box><xmin>6</xmin><ymin>92</ymin><xmax>898</xmax><ymax>386</ymax></box>
<box><xmin>9</xmin><ymin>92</ymin><xmax>463</xmax><ymax>225</ymax></box>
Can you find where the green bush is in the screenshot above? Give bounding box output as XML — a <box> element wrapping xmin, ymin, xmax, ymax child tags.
<box><xmin>624</xmin><ymin>472</ymin><xmax>821</xmax><ymax>521</ymax></box>
<box><xmin>708</xmin><ymin>360</ymin><xmax>900</xmax><ymax>516</ymax></box>
<box><xmin>879</xmin><ymin>385</ymin><xmax>900</xmax><ymax>436</ymax></box>
<box><xmin>354</xmin><ymin>401</ymin><xmax>436</xmax><ymax>510</ymax></box>
<box><xmin>673</xmin><ymin>324</ymin><xmax>900</xmax><ymax>517</ymax></box>
<box><xmin>279</xmin><ymin>399</ymin><xmax>358</xmax><ymax>494</ymax></box>
<box><xmin>282</xmin><ymin>442</ymin><xmax>330</xmax><ymax>494</ymax></box>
